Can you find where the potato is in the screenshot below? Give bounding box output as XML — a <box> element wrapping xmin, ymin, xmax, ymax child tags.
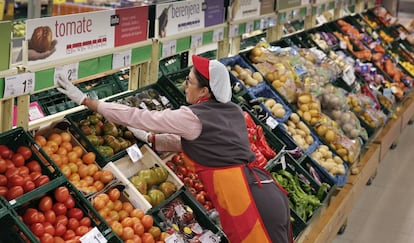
<box><xmin>305</xmin><ymin>135</ymin><xmax>314</xmax><ymax>145</ymax></box>
<box><xmin>303</xmin><ymin>111</ymin><xmax>312</xmax><ymax>122</ymax></box>
<box><xmin>272</xmin><ymin>80</ymin><xmax>283</xmax><ymax>89</ymax></box>
<box><xmin>296</xmin><ymin>129</ymin><xmax>306</xmax><ymax>138</ymax></box>
<box><xmin>298</xmin><ymin>122</ymin><xmax>310</xmax><ymax>135</ymax></box>
<box><xmin>272</xmin><ymin>107</ymin><xmax>286</xmax><ymax>118</ymax></box>
<box><xmin>252</xmin><ymin>72</ymin><xmax>263</xmax><ymax>82</ymax></box>
<box><xmin>299</xmin><ymin>104</ymin><xmax>309</xmax><ymax>112</ymax></box>
<box><xmin>290</xmin><ymin>113</ymin><xmax>300</xmax><ymax>123</ymax></box>
<box><xmin>310</xmin><ymin>102</ymin><xmax>320</xmax><ymax>110</ymax></box>
<box><xmin>337</xmin><ymin>148</ymin><xmax>348</xmax><ymax>157</ymax></box>
<box><xmin>298</xmin><ymin>94</ymin><xmax>311</xmax><ymax>104</ymax></box>
<box><xmin>264</xmin><ymin>98</ymin><xmax>276</xmax><ymax>108</ymax></box>
<box><xmin>287</xmin><ymin>120</ymin><xmax>296</xmax><ymax>129</ymax></box>
<box><xmin>325</xmin><ymin>130</ymin><xmax>336</xmax><ymax>143</ymax></box>
<box><xmin>334</xmin><ymin>156</ymin><xmax>342</xmax><ymax>164</ymax></box>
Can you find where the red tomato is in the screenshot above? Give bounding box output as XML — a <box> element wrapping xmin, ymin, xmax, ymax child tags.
<box><xmin>54</xmin><ymin>187</ymin><xmax>70</xmax><ymax>203</ymax></box>
<box><xmin>0</xmin><ymin>159</ymin><xmax>7</xmax><ymax>173</ymax></box>
<box><xmin>75</xmin><ymin>225</ymin><xmax>89</xmax><ymax>236</ymax></box>
<box><xmin>26</xmin><ymin>160</ymin><xmax>42</xmax><ymax>173</ymax></box>
<box><xmin>6</xmin><ymin>185</ymin><xmax>24</xmax><ymax>200</ymax></box>
<box><xmin>67</xmin><ymin>208</ymin><xmax>83</xmax><ymax>221</ymax></box>
<box><xmin>8</xmin><ymin>174</ymin><xmax>24</xmax><ymax>187</ymax></box>
<box><xmin>79</xmin><ymin>217</ymin><xmax>91</xmax><ymax>227</ymax></box>
<box><xmin>37</xmin><ymin>211</ymin><xmax>46</xmax><ymax>223</ymax></box>
<box><xmin>54</xmin><ymin>222</ymin><xmax>66</xmax><ymax>237</ymax></box>
<box><xmin>0</xmin><ymin>174</ymin><xmax>7</xmax><ymax>186</ymax></box>
<box><xmin>53</xmin><ymin>236</ymin><xmax>65</xmax><ymax>243</ymax></box>
<box><xmin>34</xmin><ymin>175</ymin><xmax>50</xmax><ymax>187</ymax></box>
<box><xmin>196</xmin><ymin>193</ymin><xmax>206</xmax><ymax>204</ymax></box>
<box><xmin>63</xmin><ymin>229</ymin><xmax>76</xmax><ymax>241</ymax></box>
<box><xmin>23</xmin><ymin>180</ymin><xmax>36</xmax><ymax>193</ymax></box>
<box><xmin>44</xmin><ymin>210</ymin><xmax>56</xmax><ymax>224</ymax></box>
<box><xmin>5</xmin><ymin>159</ymin><xmax>14</xmax><ymax>170</ymax></box>
<box><xmin>52</xmin><ymin>202</ymin><xmax>67</xmax><ymax>216</ymax></box>
<box><xmin>5</xmin><ymin>167</ymin><xmax>19</xmax><ymax>179</ymax></box>
<box><xmin>0</xmin><ymin>145</ymin><xmax>12</xmax><ymax>159</ymax></box>
<box><xmin>63</xmin><ymin>195</ymin><xmax>75</xmax><ymax>209</ymax></box>
<box><xmin>18</xmin><ymin>166</ymin><xmax>30</xmax><ymax>176</ymax></box>
<box><xmin>30</xmin><ymin>171</ymin><xmax>42</xmax><ymax>181</ymax></box>
<box><xmin>40</xmin><ymin>233</ymin><xmax>53</xmax><ymax>243</ymax></box>
<box><xmin>67</xmin><ymin>218</ymin><xmax>80</xmax><ymax>231</ymax></box>
<box><xmin>17</xmin><ymin>146</ymin><xmax>32</xmax><ymax>160</ymax></box>
<box><xmin>55</xmin><ymin>215</ymin><xmax>68</xmax><ymax>226</ymax></box>
<box><xmin>42</xmin><ymin>222</ymin><xmax>55</xmax><ymax>236</ymax></box>
<box><xmin>0</xmin><ymin>186</ymin><xmax>7</xmax><ymax>196</ymax></box>
<box><xmin>39</xmin><ymin>196</ymin><xmax>53</xmax><ymax>212</ymax></box>
<box><xmin>30</xmin><ymin>222</ymin><xmax>45</xmax><ymax>237</ymax></box>
<box><xmin>11</xmin><ymin>153</ymin><xmax>25</xmax><ymax>167</ymax></box>
<box><xmin>23</xmin><ymin>208</ymin><xmax>39</xmax><ymax>224</ymax></box>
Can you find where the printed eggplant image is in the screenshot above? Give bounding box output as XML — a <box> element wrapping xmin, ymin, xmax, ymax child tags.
<box><xmin>158</xmin><ymin>4</ymin><xmax>172</xmax><ymax>38</ymax></box>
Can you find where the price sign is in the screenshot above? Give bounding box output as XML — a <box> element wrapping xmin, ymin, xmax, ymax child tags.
<box><xmin>400</xmin><ymin>32</ymin><xmax>406</xmax><ymax>40</ymax></box>
<box><xmin>245</xmin><ymin>21</ymin><xmax>254</xmax><ymax>33</ymax></box>
<box><xmin>29</xmin><ymin>104</ymin><xmax>45</xmax><ymax>121</ymax></box>
<box><xmin>199</xmin><ymin>230</ymin><xmax>219</xmax><ymax>243</ymax></box>
<box><xmin>162</xmin><ymin>40</ymin><xmax>177</xmax><ymax>58</ymax></box>
<box><xmin>191</xmin><ymin>33</ymin><xmax>203</xmax><ymax>48</ymax></box>
<box><xmin>268</xmin><ymin>16</ymin><xmax>277</xmax><ymax>27</ymax></box>
<box><xmin>165</xmin><ymin>233</ymin><xmax>184</xmax><ymax>243</ymax></box>
<box><xmin>260</xmin><ymin>18</ymin><xmax>268</xmax><ymax>29</ymax></box>
<box><xmin>213</xmin><ymin>28</ymin><xmax>224</xmax><ymax>42</ymax></box>
<box><xmin>54</xmin><ymin>63</ymin><xmax>79</xmax><ymax>85</ymax></box>
<box><xmin>316</xmin><ymin>5</ymin><xmax>322</xmax><ymax>16</ymax></box>
<box><xmin>335</xmin><ymin>0</ymin><xmax>340</xmax><ymax>8</ymax></box>
<box><xmin>306</xmin><ymin>5</ymin><xmax>312</xmax><ymax>16</ymax></box>
<box><xmin>229</xmin><ymin>24</ymin><xmax>239</xmax><ymax>38</ymax></box>
<box><xmin>80</xmin><ymin>227</ymin><xmax>107</xmax><ymax>243</ymax></box>
<box><xmin>266</xmin><ymin>116</ymin><xmax>278</xmax><ymax>129</ymax></box>
<box><xmin>4</xmin><ymin>73</ymin><xmax>35</xmax><ymax>98</ymax></box>
<box><xmin>126</xmin><ymin>144</ymin><xmax>143</xmax><ymax>163</ymax></box>
<box><xmin>285</xmin><ymin>11</ymin><xmax>291</xmax><ymax>22</ymax></box>
<box><xmin>280</xmin><ymin>155</ymin><xmax>286</xmax><ymax>170</ymax></box>
<box><xmin>112</xmin><ymin>49</ymin><xmax>132</xmax><ymax>69</ymax></box>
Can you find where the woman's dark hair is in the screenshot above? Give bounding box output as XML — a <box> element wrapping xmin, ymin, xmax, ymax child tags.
<box><xmin>193</xmin><ymin>67</ymin><xmax>216</xmax><ymax>101</ymax></box>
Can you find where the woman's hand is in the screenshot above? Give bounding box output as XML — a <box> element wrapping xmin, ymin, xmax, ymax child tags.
<box><xmin>56</xmin><ymin>75</ymin><xmax>87</xmax><ymax>105</ymax></box>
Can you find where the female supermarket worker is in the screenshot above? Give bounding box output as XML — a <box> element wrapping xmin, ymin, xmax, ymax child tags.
<box><xmin>57</xmin><ymin>55</ymin><xmax>292</xmax><ymax>243</ymax></box>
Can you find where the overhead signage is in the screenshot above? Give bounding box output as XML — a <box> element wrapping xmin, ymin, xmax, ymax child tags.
<box><xmin>276</xmin><ymin>0</ymin><xmax>301</xmax><ymax>11</ymax></box>
<box><xmin>260</xmin><ymin>0</ymin><xmax>275</xmax><ymax>15</ymax></box>
<box><xmin>0</xmin><ymin>21</ymin><xmax>11</xmax><ymax>71</ymax></box>
<box><xmin>229</xmin><ymin>0</ymin><xmax>261</xmax><ymax>21</ymax></box>
<box><xmin>155</xmin><ymin>0</ymin><xmax>224</xmax><ymax>38</ymax></box>
<box><xmin>26</xmin><ymin>6</ymin><xmax>148</xmax><ymax>66</ymax></box>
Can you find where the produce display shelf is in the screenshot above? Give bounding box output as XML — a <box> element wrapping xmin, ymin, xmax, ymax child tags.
<box><xmin>400</xmin><ymin>94</ymin><xmax>414</xmax><ymax>131</ymax></box>
<box><xmin>373</xmin><ymin>114</ymin><xmax>402</xmax><ymax>161</ymax></box>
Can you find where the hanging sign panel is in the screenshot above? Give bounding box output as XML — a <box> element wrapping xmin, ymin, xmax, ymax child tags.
<box><xmin>229</xmin><ymin>0</ymin><xmax>261</xmax><ymax>21</ymax></box>
<box><xmin>155</xmin><ymin>0</ymin><xmax>224</xmax><ymax>38</ymax></box>
<box><xmin>0</xmin><ymin>21</ymin><xmax>11</xmax><ymax>71</ymax></box>
<box><xmin>260</xmin><ymin>0</ymin><xmax>275</xmax><ymax>15</ymax></box>
<box><xmin>276</xmin><ymin>0</ymin><xmax>301</xmax><ymax>11</ymax></box>
<box><xmin>26</xmin><ymin>6</ymin><xmax>148</xmax><ymax>66</ymax></box>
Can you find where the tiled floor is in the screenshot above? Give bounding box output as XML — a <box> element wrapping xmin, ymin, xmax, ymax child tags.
<box><xmin>333</xmin><ymin>123</ymin><xmax>414</xmax><ymax>243</ymax></box>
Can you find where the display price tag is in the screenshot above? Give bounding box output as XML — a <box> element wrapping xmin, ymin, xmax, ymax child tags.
<box><xmin>245</xmin><ymin>21</ymin><xmax>254</xmax><ymax>34</ymax></box>
<box><xmin>260</xmin><ymin>18</ymin><xmax>268</xmax><ymax>29</ymax></box>
<box><xmin>266</xmin><ymin>116</ymin><xmax>278</xmax><ymax>129</ymax></box>
<box><xmin>316</xmin><ymin>5</ymin><xmax>322</xmax><ymax>16</ymax></box>
<box><xmin>165</xmin><ymin>233</ymin><xmax>184</xmax><ymax>243</ymax></box>
<box><xmin>400</xmin><ymin>32</ymin><xmax>406</xmax><ymax>40</ymax></box>
<box><xmin>280</xmin><ymin>155</ymin><xmax>286</xmax><ymax>170</ymax></box>
<box><xmin>212</xmin><ymin>28</ymin><xmax>224</xmax><ymax>42</ymax></box>
<box><xmin>268</xmin><ymin>16</ymin><xmax>277</xmax><ymax>27</ymax></box>
<box><xmin>162</xmin><ymin>40</ymin><xmax>177</xmax><ymax>58</ymax></box>
<box><xmin>199</xmin><ymin>230</ymin><xmax>219</xmax><ymax>243</ymax></box>
<box><xmin>191</xmin><ymin>33</ymin><xmax>203</xmax><ymax>48</ymax></box>
<box><xmin>112</xmin><ymin>49</ymin><xmax>132</xmax><ymax>69</ymax></box>
<box><xmin>54</xmin><ymin>63</ymin><xmax>79</xmax><ymax>85</ymax></box>
<box><xmin>29</xmin><ymin>105</ymin><xmax>45</xmax><ymax>120</ymax></box>
<box><xmin>80</xmin><ymin>227</ymin><xmax>107</xmax><ymax>243</ymax></box>
<box><xmin>126</xmin><ymin>144</ymin><xmax>143</xmax><ymax>163</ymax></box>
<box><xmin>306</xmin><ymin>5</ymin><xmax>312</xmax><ymax>16</ymax></box>
<box><xmin>229</xmin><ymin>24</ymin><xmax>239</xmax><ymax>38</ymax></box>
<box><xmin>4</xmin><ymin>72</ymin><xmax>35</xmax><ymax>98</ymax></box>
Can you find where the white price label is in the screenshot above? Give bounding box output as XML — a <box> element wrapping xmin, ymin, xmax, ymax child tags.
<box><xmin>268</xmin><ymin>16</ymin><xmax>277</xmax><ymax>27</ymax></box>
<box><xmin>152</xmin><ymin>99</ymin><xmax>161</xmax><ymax>106</ymax></box>
<box><xmin>160</xmin><ymin>96</ymin><xmax>170</xmax><ymax>106</ymax></box>
<box><xmin>400</xmin><ymin>32</ymin><xmax>406</xmax><ymax>40</ymax></box>
<box><xmin>54</xmin><ymin>63</ymin><xmax>79</xmax><ymax>85</ymax></box>
<box><xmin>162</xmin><ymin>40</ymin><xmax>177</xmax><ymax>58</ymax></box>
<box><xmin>165</xmin><ymin>233</ymin><xmax>184</xmax><ymax>243</ymax></box>
<box><xmin>246</xmin><ymin>21</ymin><xmax>254</xmax><ymax>33</ymax></box>
<box><xmin>266</xmin><ymin>116</ymin><xmax>279</xmax><ymax>129</ymax></box>
<box><xmin>139</xmin><ymin>102</ymin><xmax>148</xmax><ymax>110</ymax></box>
<box><xmin>191</xmin><ymin>223</ymin><xmax>203</xmax><ymax>234</ymax></box>
<box><xmin>29</xmin><ymin>105</ymin><xmax>45</xmax><ymax>120</ymax></box>
<box><xmin>174</xmin><ymin>204</ymin><xmax>186</xmax><ymax>217</ymax></box>
<box><xmin>126</xmin><ymin>144</ymin><xmax>143</xmax><ymax>163</ymax></box>
<box><xmin>4</xmin><ymin>73</ymin><xmax>35</xmax><ymax>98</ymax></box>
<box><xmin>112</xmin><ymin>49</ymin><xmax>132</xmax><ymax>69</ymax></box>
<box><xmin>80</xmin><ymin>227</ymin><xmax>107</xmax><ymax>243</ymax></box>
<box><xmin>285</xmin><ymin>11</ymin><xmax>291</xmax><ymax>22</ymax></box>
<box><xmin>316</xmin><ymin>6</ymin><xmax>322</xmax><ymax>16</ymax></box>
<box><xmin>260</xmin><ymin>18</ymin><xmax>267</xmax><ymax>29</ymax></box>
<box><xmin>306</xmin><ymin>6</ymin><xmax>312</xmax><ymax>16</ymax></box>
<box><xmin>280</xmin><ymin>155</ymin><xmax>286</xmax><ymax>170</ymax></box>
<box><xmin>199</xmin><ymin>230</ymin><xmax>219</xmax><ymax>243</ymax></box>
<box><xmin>191</xmin><ymin>33</ymin><xmax>203</xmax><ymax>48</ymax></box>
<box><xmin>372</xmin><ymin>31</ymin><xmax>379</xmax><ymax>39</ymax></box>
<box><xmin>339</xmin><ymin>40</ymin><xmax>347</xmax><ymax>50</ymax></box>
<box><xmin>213</xmin><ymin>28</ymin><xmax>224</xmax><ymax>42</ymax></box>
<box><xmin>229</xmin><ymin>24</ymin><xmax>239</xmax><ymax>38</ymax></box>
<box><xmin>316</xmin><ymin>15</ymin><xmax>328</xmax><ymax>24</ymax></box>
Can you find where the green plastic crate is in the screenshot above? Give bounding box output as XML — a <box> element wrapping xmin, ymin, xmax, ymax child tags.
<box><xmin>0</xmin><ymin>127</ymin><xmax>62</xmax><ymax>208</ymax></box>
<box><xmin>13</xmin><ymin>178</ymin><xmax>113</xmax><ymax>239</ymax></box>
<box><xmin>148</xmin><ymin>188</ymin><xmax>228</xmax><ymax>242</ymax></box>
<box><xmin>161</xmin><ymin>67</ymin><xmax>192</xmax><ymax>106</ymax></box>
<box><xmin>0</xmin><ymin>209</ymin><xmax>39</xmax><ymax>243</ymax></box>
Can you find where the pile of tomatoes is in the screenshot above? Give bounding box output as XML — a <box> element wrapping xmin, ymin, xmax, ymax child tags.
<box><xmin>165</xmin><ymin>154</ymin><xmax>213</xmax><ymax>211</ymax></box>
<box><xmin>92</xmin><ymin>188</ymin><xmax>170</xmax><ymax>243</ymax></box>
<box><xmin>35</xmin><ymin>132</ymin><xmax>114</xmax><ymax>194</ymax></box>
<box><xmin>0</xmin><ymin>144</ymin><xmax>51</xmax><ymax>201</ymax></box>
<box><xmin>19</xmin><ymin>186</ymin><xmax>95</xmax><ymax>243</ymax></box>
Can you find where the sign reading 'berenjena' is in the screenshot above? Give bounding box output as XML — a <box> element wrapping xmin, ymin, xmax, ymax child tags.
<box><xmin>156</xmin><ymin>0</ymin><xmax>224</xmax><ymax>38</ymax></box>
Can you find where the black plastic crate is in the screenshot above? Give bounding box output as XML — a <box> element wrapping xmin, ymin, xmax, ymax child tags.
<box><xmin>158</xmin><ymin>72</ymin><xmax>189</xmax><ymax>107</ymax></box>
<box><xmin>0</xmin><ymin>127</ymin><xmax>62</xmax><ymax>207</ymax></box>
<box><xmin>267</xmin><ymin>153</ymin><xmax>334</xmax><ymax>224</ymax></box>
<box><xmin>78</xmin><ymin>75</ymin><xmax>124</xmax><ymax>100</ymax></box>
<box><xmin>148</xmin><ymin>188</ymin><xmax>228</xmax><ymax>243</ymax></box>
<box><xmin>13</xmin><ymin>178</ymin><xmax>113</xmax><ymax>240</ymax></box>
<box><xmin>0</xmin><ymin>208</ymin><xmax>39</xmax><ymax>243</ymax></box>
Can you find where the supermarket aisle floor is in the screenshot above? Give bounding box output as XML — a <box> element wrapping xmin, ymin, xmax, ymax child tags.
<box><xmin>333</xmin><ymin>123</ymin><xmax>414</xmax><ymax>243</ymax></box>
